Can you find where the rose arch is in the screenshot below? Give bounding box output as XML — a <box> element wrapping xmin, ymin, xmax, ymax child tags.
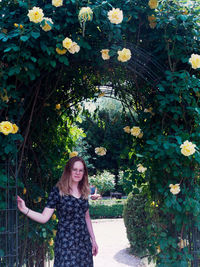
<box><xmin>1</xmin><ymin>0</ymin><xmax>200</xmax><ymax>266</ymax></box>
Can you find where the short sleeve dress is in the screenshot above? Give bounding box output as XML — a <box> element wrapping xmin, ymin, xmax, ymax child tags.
<box><xmin>45</xmin><ymin>186</ymin><xmax>93</xmax><ymax>267</ymax></box>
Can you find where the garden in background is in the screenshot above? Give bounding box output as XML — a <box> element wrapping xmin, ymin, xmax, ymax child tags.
<box><xmin>1</xmin><ymin>0</ymin><xmax>200</xmax><ymax>266</ymax></box>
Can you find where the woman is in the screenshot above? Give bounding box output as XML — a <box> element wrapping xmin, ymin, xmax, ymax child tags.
<box><xmin>17</xmin><ymin>156</ymin><xmax>98</xmax><ymax>267</ymax></box>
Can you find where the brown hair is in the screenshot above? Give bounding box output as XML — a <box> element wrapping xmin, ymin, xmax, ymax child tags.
<box><xmin>56</xmin><ymin>156</ymin><xmax>90</xmax><ymax>199</ymax></box>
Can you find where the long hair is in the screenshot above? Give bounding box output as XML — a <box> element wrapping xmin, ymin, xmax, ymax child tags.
<box><xmin>56</xmin><ymin>156</ymin><xmax>90</xmax><ymax>199</ymax></box>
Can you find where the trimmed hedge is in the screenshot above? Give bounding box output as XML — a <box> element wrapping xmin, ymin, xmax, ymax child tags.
<box><xmin>123</xmin><ymin>191</ymin><xmax>152</xmax><ymax>257</ymax></box>
<box><xmin>89</xmin><ymin>199</ymin><xmax>125</xmax><ymax>219</ymax></box>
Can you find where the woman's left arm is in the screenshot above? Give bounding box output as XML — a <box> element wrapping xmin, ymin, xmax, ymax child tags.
<box><xmin>85</xmin><ymin>209</ymin><xmax>98</xmax><ymax>256</ymax></box>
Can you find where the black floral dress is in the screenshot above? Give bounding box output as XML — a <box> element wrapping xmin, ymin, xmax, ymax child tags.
<box><xmin>45</xmin><ymin>186</ymin><xmax>93</xmax><ymax>267</ymax></box>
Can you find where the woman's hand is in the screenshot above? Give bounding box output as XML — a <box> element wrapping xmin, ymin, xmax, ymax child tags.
<box><xmin>17</xmin><ymin>195</ymin><xmax>28</xmax><ymax>214</ymax></box>
<box><xmin>92</xmin><ymin>239</ymin><xmax>98</xmax><ymax>256</ymax></box>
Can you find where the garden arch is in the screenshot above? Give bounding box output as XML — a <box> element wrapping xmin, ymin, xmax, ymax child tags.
<box><xmin>1</xmin><ymin>0</ymin><xmax>200</xmax><ymax>266</ymax></box>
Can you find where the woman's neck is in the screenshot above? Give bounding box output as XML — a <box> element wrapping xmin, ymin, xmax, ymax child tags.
<box><xmin>70</xmin><ymin>182</ymin><xmax>81</xmax><ymax>196</ymax></box>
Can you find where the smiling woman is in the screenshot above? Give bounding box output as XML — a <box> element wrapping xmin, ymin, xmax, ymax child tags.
<box><xmin>17</xmin><ymin>156</ymin><xmax>98</xmax><ymax>267</ymax></box>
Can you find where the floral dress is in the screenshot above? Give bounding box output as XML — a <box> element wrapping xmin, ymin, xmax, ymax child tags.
<box><xmin>45</xmin><ymin>186</ymin><xmax>93</xmax><ymax>267</ymax></box>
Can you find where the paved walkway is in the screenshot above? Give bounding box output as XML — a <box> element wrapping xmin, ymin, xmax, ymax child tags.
<box><xmin>92</xmin><ymin>218</ymin><xmax>153</xmax><ymax>267</ymax></box>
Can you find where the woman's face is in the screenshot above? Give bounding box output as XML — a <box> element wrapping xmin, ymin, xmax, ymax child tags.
<box><xmin>70</xmin><ymin>161</ymin><xmax>84</xmax><ymax>184</ymax></box>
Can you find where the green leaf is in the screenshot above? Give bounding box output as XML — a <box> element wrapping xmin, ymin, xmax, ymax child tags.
<box><xmin>8</xmin><ymin>66</ymin><xmax>21</xmax><ymax>76</ymax></box>
<box><xmin>20</xmin><ymin>35</ymin><xmax>29</xmax><ymax>42</ymax></box>
<box><xmin>31</xmin><ymin>31</ymin><xmax>40</xmax><ymax>39</ymax></box>
<box><xmin>58</xmin><ymin>56</ymin><xmax>69</xmax><ymax>66</ymax></box>
<box><xmin>4</xmin><ymin>144</ymin><xmax>14</xmax><ymax>154</ymax></box>
<box><xmin>50</xmin><ymin>61</ymin><xmax>56</xmax><ymax>68</ymax></box>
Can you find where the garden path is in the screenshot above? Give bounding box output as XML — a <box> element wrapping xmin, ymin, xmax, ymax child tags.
<box><xmin>92</xmin><ymin>218</ymin><xmax>154</xmax><ymax>267</ymax></box>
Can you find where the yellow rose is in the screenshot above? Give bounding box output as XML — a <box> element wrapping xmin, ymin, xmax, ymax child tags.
<box><xmin>100</xmin><ymin>49</ymin><xmax>110</xmax><ymax>60</ymax></box>
<box><xmin>23</xmin><ymin>188</ymin><xmax>27</xmax><ymax>195</ymax></box>
<box><xmin>148</xmin><ymin>0</ymin><xmax>158</xmax><ymax>9</ymax></box>
<box><xmin>123</xmin><ymin>126</ymin><xmax>131</xmax><ymax>133</ymax></box>
<box><xmin>49</xmin><ymin>239</ymin><xmax>54</xmax><ymax>246</ymax></box>
<box><xmin>56</xmin><ymin>48</ymin><xmax>67</xmax><ymax>55</ymax></box>
<box><xmin>108</xmin><ymin>8</ymin><xmax>123</xmax><ymax>24</ymax></box>
<box><xmin>41</xmin><ymin>17</ymin><xmax>53</xmax><ymax>32</ymax></box>
<box><xmin>117</xmin><ymin>48</ymin><xmax>131</xmax><ymax>62</ymax></box>
<box><xmin>180</xmin><ymin>140</ymin><xmax>196</xmax><ymax>156</ymax></box>
<box><xmin>78</xmin><ymin>7</ymin><xmax>93</xmax><ymax>22</ymax></box>
<box><xmin>27</xmin><ymin>7</ymin><xmax>44</xmax><ymax>23</ymax></box>
<box><xmin>130</xmin><ymin>126</ymin><xmax>141</xmax><ymax>137</ymax></box>
<box><xmin>68</xmin><ymin>42</ymin><xmax>80</xmax><ymax>54</ymax></box>
<box><xmin>12</xmin><ymin>124</ymin><xmax>19</xmax><ymax>134</ymax></box>
<box><xmin>137</xmin><ymin>164</ymin><xmax>147</xmax><ymax>173</ymax></box>
<box><xmin>98</xmin><ymin>92</ymin><xmax>105</xmax><ymax>98</ymax></box>
<box><xmin>95</xmin><ymin>147</ymin><xmax>107</xmax><ymax>156</ymax></box>
<box><xmin>52</xmin><ymin>214</ymin><xmax>57</xmax><ymax>220</ymax></box>
<box><xmin>69</xmin><ymin>151</ymin><xmax>78</xmax><ymax>158</ymax></box>
<box><xmin>14</xmin><ymin>23</ymin><xmax>18</xmax><ymax>28</ymax></box>
<box><xmin>138</xmin><ymin>132</ymin><xmax>143</xmax><ymax>138</ymax></box>
<box><xmin>62</xmin><ymin>37</ymin><xmax>73</xmax><ymax>49</ymax></box>
<box><xmin>56</xmin><ymin>104</ymin><xmax>61</xmax><ymax>110</ymax></box>
<box><xmin>0</xmin><ymin>121</ymin><xmax>14</xmax><ymax>135</ymax></box>
<box><xmin>52</xmin><ymin>0</ymin><xmax>63</xmax><ymax>7</ymax></box>
<box><xmin>189</xmin><ymin>54</ymin><xmax>200</xmax><ymax>69</ymax></box>
<box><xmin>169</xmin><ymin>184</ymin><xmax>180</xmax><ymax>195</ymax></box>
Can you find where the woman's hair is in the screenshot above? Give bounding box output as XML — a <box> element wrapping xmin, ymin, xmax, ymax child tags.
<box><xmin>56</xmin><ymin>156</ymin><xmax>90</xmax><ymax>199</ymax></box>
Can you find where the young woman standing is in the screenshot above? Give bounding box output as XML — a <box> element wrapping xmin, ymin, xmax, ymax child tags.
<box><xmin>17</xmin><ymin>156</ymin><xmax>98</xmax><ymax>267</ymax></box>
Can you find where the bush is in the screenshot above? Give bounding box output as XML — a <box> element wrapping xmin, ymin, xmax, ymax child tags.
<box><xmin>123</xmin><ymin>190</ymin><xmax>153</xmax><ymax>257</ymax></box>
<box><xmin>89</xmin><ymin>170</ymin><xmax>115</xmax><ymax>195</ymax></box>
<box><xmin>89</xmin><ymin>199</ymin><xmax>125</xmax><ymax>219</ymax></box>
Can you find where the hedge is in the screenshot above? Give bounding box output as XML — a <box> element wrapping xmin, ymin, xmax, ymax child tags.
<box><xmin>89</xmin><ymin>199</ymin><xmax>125</xmax><ymax>219</ymax></box>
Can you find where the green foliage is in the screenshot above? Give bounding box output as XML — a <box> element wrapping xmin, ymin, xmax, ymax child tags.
<box><xmin>89</xmin><ymin>170</ymin><xmax>115</xmax><ymax>195</ymax></box>
<box><xmin>123</xmin><ymin>189</ymin><xmax>157</xmax><ymax>257</ymax></box>
<box><xmin>89</xmin><ymin>199</ymin><xmax>125</xmax><ymax>219</ymax></box>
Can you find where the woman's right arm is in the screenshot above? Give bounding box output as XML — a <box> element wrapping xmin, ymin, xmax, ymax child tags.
<box><xmin>17</xmin><ymin>195</ymin><xmax>55</xmax><ymax>224</ymax></box>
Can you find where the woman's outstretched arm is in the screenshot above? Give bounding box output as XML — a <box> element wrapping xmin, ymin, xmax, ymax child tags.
<box><xmin>17</xmin><ymin>195</ymin><xmax>55</xmax><ymax>224</ymax></box>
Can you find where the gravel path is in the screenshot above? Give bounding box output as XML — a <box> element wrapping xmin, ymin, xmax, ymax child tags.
<box><xmin>92</xmin><ymin>218</ymin><xmax>151</xmax><ymax>267</ymax></box>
